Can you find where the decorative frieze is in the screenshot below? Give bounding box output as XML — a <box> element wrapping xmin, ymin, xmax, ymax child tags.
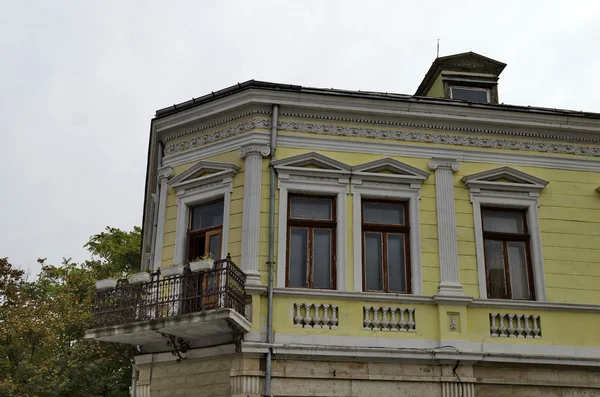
<box><xmin>363</xmin><ymin>306</ymin><xmax>416</xmax><ymax>332</ymax></box>
<box><xmin>490</xmin><ymin>313</ymin><xmax>541</xmax><ymax>338</ymax></box>
<box><xmin>163</xmin><ymin>117</ymin><xmax>600</xmax><ymax>158</ymax></box>
<box><xmin>293</xmin><ymin>303</ymin><xmax>339</xmax><ymax>329</ymax></box>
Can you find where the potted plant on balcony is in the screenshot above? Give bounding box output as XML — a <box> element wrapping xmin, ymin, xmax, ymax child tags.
<box><xmin>189</xmin><ymin>253</ymin><xmax>214</xmax><ymax>272</ymax></box>
<box><xmin>128</xmin><ymin>269</ymin><xmax>152</xmax><ymax>284</ymax></box>
<box><xmin>159</xmin><ymin>264</ymin><xmax>185</xmax><ymax>278</ymax></box>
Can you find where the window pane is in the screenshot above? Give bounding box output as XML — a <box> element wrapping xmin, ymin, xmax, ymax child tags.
<box><xmin>507</xmin><ymin>242</ymin><xmax>531</xmax><ymax>299</ymax></box>
<box><xmin>289</xmin><ymin>228</ymin><xmax>308</xmax><ymax>288</ymax></box>
<box><xmin>364</xmin><ymin>202</ymin><xmax>404</xmax><ymax>225</ymax></box>
<box><xmin>482</xmin><ymin>210</ymin><xmax>524</xmax><ymax>234</ymax></box>
<box><xmin>188</xmin><ymin>234</ymin><xmax>206</xmax><ymax>261</ymax></box>
<box><xmin>387</xmin><ymin>234</ymin><xmax>407</xmax><ymax>292</ymax></box>
<box><xmin>364</xmin><ymin>232</ymin><xmax>383</xmax><ymax>291</ymax></box>
<box><xmin>451</xmin><ymin>87</ymin><xmax>489</xmax><ymax>103</ymax></box>
<box><xmin>290</xmin><ymin>197</ymin><xmax>332</xmax><ymax>220</ymax></box>
<box><xmin>484</xmin><ymin>240</ymin><xmax>507</xmax><ymax>299</ymax></box>
<box><xmin>313</xmin><ymin>229</ymin><xmax>332</xmax><ymax>289</ymax></box>
<box><xmin>208</xmin><ymin>233</ymin><xmax>221</xmax><ymax>261</ymax></box>
<box><xmin>191</xmin><ymin>201</ymin><xmax>224</xmax><ymax>230</ymax></box>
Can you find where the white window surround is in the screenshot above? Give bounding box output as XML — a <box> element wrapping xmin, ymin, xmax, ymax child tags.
<box><xmin>168</xmin><ymin>161</ymin><xmax>240</xmax><ymax>266</ymax></box>
<box><xmin>273</xmin><ymin>152</ymin><xmax>351</xmax><ymax>290</ymax></box>
<box><xmin>461</xmin><ymin>166</ymin><xmax>549</xmax><ymax>301</ymax></box>
<box><xmin>351</xmin><ymin>158</ymin><xmax>430</xmax><ymax>294</ymax></box>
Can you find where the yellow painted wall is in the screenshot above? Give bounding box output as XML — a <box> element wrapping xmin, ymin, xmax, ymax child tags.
<box><xmin>426</xmin><ymin>74</ymin><xmax>445</xmax><ymax>98</ymax></box>
<box><xmin>160</xmin><ymin>123</ymin><xmax>600</xmax><ymax>305</ymax></box>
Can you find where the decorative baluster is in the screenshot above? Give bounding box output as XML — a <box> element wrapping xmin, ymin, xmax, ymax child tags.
<box><xmin>490</xmin><ymin>313</ymin><xmax>498</xmax><ymax>337</ymax></box>
<box><xmin>524</xmin><ymin>315</ymin><xmax>532</xmax><ymax>338</ymax></box>
<box><xmin>508</xmin><ymin>314</ymin><xmax>515</xmax><ymax>338</ymax></box>
<box><xmin>372</xmin><ymin>307</ymin><xmax>381</xmax><ymax>330</ymax></box>
<box><xmin>532</xmin><ymin>315</ymin><xmax>541</xmax><ymax>339</ymax></box>
<box><xmin>390</xmin><ymin>308</ymin><xmax>398</xmax><ymax>332</ymax></box>
<box><xmin>516</xmin><ymin>314</ymin><xmax>524</xmax><ymax>338</ymax></box>
<box><xmin>322</xmin><ymin>304</ymin><xmax>330</xmax><ymax>328</ymax></box>
<box><xmin>330</xmin><ymin>305</ymin><xmax>338</xmax><ymax>329</ymax></box>
<box><xmin>313</xmin><ymin>304</ymin><xmax>322</xmax><ymax>329</ymax></box>
<box><xmin>303</xmin><ymin>303</ymin><xmax>311</xmax><ymax>328</ymax></box>
<box><xmin>399</xmin><ymin>308</ymin><xmax>407</xmax><ymax>332</ymax></box>
<box><xmin>381</xmin><ymin>307</ymin><xmax>390</xmax><ymax>331</ymax></box>
<box><xmin>498</xmin><ymin>314</ymin><xmax>507</xmax><ymax>337</ymax></box>
<box><xmin>294</xmin><ymin>303</ymin><xmax>302</xmax><ymax>327</ymax></box>
<box><xmin>407</xmin><ymin>309</ymin><xmax>415</xmax><ymax>332</ymax></box>
<box><xmin>363</xmin><ymin>307</ymin><xmax>372</xmax><ymax>330</ymax></box>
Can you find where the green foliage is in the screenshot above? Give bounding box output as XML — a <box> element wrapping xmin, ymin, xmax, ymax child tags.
<box><xmin>0</xmin><ymin>226</ymin><xmax>141</xmax><ymax>397</ymax></box>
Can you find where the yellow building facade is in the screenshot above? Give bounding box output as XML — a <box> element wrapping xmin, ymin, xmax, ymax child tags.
<box><xmin>87</xmin><ymin>52</ymin><xmax>600</xmax><ymax>397</ymax></box>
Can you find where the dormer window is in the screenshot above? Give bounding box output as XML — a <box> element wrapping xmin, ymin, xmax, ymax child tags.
<box><xmin>450</xmin><ymin>86</ymin><xmax>490</xmax><ymax>103</ymax></box>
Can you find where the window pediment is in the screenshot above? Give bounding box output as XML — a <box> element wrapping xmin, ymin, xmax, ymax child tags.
<box><xmin>352</xmin><ymin>158</ymin><xmax>430</xmax><ymax>187</ymax></box>
<box><xmin>168</xmin><ymin>161</ymin><xmax>240</xmax><ymax>194</ymax></box>
<box><xmin>272</xmin><ymin>152</ymin><xmax>351</xmax><ymax>183</ymax></box>
<box><xmin>461</xmin><ymin>166</ymin><xmax>548</xmax><ymax>196</ymax></box>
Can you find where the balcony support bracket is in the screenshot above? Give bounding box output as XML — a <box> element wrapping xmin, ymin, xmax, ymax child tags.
<box><xmin>160</xmin><ymin>332</ymin><xmax>190</xmax><ymax>363</ymax></box>
<box><xmin>227</xmin><ymin>320</ymin><xmax>243</xmax><ymax>352</ymax></box>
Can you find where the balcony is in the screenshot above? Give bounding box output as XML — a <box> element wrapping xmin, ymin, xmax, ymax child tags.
<box><xmin>85</xmin><ymin>257</ymin><xmax>251</xmax><ymax>353</ymax></box>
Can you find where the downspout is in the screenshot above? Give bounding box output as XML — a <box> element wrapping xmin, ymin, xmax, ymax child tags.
<box><xmin>265</xmin><ymin>104</ymin><xmax>279</xmax><ymax>397</ymax></box>
<box><xmin>130</xmin><ymin>361</ymin><xmax>139</xmax><ymax>397</ymax></box>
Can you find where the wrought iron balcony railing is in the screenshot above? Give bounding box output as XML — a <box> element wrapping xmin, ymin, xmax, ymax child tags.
<box><xmin>92</xmin><ymin>256</ymin><xmax>246</xmax><ymax>328</ymax></box>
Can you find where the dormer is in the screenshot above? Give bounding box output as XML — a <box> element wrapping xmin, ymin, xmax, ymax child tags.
<box><xmin>415</xmin><ymin>51</ymin><xmax>506</xmax><ymax>104</ymax></box>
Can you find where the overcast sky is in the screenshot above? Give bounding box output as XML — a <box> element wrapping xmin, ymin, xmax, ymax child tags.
<box><xmin>1</xmin><ymin>1</ymin><xmax>599</xmax><ymax>276</ymax></box>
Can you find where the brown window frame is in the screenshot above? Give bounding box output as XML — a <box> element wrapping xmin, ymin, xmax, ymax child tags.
<box><xmin>286</xmin><ymin>194</ymin><xmax>337</xmax><ymax>289</ymax></box>
<box><xmin>186</xmin><ymin>199</ymin><xmax>224</xmax><ymax>262</ymax></box>
<box><xmin>481</xmin><ymin>207</ymin><xmax>535</xmax><ymax>300</ymax></box>
<box><xmin>361</xmin><ymin>199</ymin><xmax>411</xmax><ymax>293</ymax></box>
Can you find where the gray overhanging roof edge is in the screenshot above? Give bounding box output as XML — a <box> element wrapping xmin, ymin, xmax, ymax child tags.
<box><xmin>154</xmin><ymin>79</ymin><xmax>600</xmax><ymax>121</ymax></box>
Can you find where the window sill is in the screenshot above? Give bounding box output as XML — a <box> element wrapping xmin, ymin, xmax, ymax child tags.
<box><xmin>470</xmin><ymin>298</ymin><xmax>600</xmax><ymax>313</ymax></box>
<box><xmin>273</xmin><ymin>287</ymin><xmax>436</xmax><ymax>305</ymax></box>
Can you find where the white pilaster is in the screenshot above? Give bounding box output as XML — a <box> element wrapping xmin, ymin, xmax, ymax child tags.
<box><xmin>239</xmin><ymin>144</ymin><xmax>270</xmax><ymax>285</ymax></box>
<box><xmin>429</xmin><ymin>158</ymin><xmax>464</xmax><ymax>296</ymax></box>
<box><xmin>152</xmin><ymin>167</ymin><xmax>174</xmax><ymax>271</ymax></box>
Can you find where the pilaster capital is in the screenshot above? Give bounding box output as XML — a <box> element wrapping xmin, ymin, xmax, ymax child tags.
<box><xmin>157</xmin><ymin>166</ymin><xmax>174</xmax><ymax>181</ymax></box>
<box><xmin>428</xmin><ymin>158</ymin><xmax>460</xmax><ymax>172</ymax></box>
<box><xmin>238</xmin><ymin>144</ymin><xmax>271</xmax><ymax>159</ymax></box>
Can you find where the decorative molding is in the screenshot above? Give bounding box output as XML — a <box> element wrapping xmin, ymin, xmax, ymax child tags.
<box><xmin>293</xmin><ymin>303</ymin><xmax>338</xmax><ymax>329</ymax></box>
<box><xmin>160</xmin><ymin>110</ymin><xmax>270</xmax><ymax>140</ymax></box>
<box><xmin>238</xmin><ymin>144</ymin><xmax>271</xmax><ymax>158</ymax></box>
<box><xmin>465</xmin><ymin>178</ymin><xmax>547</xmax><ymax>301</ymax></box>
<box><xmin>470</xmin><ymin>298</ymin><xmax>600</xmax><ymax>313</ymax></box>
<box><xmin>442</xmin><ymin>381</ymin><xmax>474</xmax><ymax>397</ymax></box>
<box><xmin>351</xmin><ymin>157</ymin><xmax>430</xmax><ymax>187</ymax></box>
<box><xmin>277</xmin><ymin>120</ymin><xmax>600</xmax><ymax>157</ymax></box>
<box><xmin>164</xmin><ymin>118</ymin><xmax>271</xmax><ymax>155</ymax></box>
<box><xmin>163</xmin><ymin>116</ymin><xmax>600</xmax><ymax>158</ymax></box>
<box><xmin>363</xmin><ymin>306</ymin><xmax>416</xmax><ymax>332</ymax></box>
<box><xmin>428</xmin><ymin>158</ymin><xmax>461</xmax><ymax>172</ymax></box>
<box><xmin>278</xmin><ymin>133</ymin><xmax>600</xmax><ymax>172</ymax></box>
<box><xmin>429</xmin><ymin>158</ymin><xmax>464</xmax><ymax>297</ymax></box>
<box><xmin>157</xmin><ymin>166</ymin><xmax>174</xmax><ymax>181</ymax></box>
<box><xmin>461</xmin><ymin>166</ymin><xmax>549</xmax><ymax>197</ymax></box>
<box><xmin>248</xmin><ymin>334</ymin><xmax>600</xmax><ymax>367</ymax></box>
<box><xmin>272</xmin><ymin>151</ymin><xmax>352</xmax><ymax>182</ymax></box>
<box><xmin>490</xmin><ymin>313</ymin><xmax>541</xmax><ymax>339</ymax></box>
<box><xmin>230</xmin><ymin>375</ymin><xmax>262</xmax><ymax>395</ymax></box>
<box><xmin>239</xmin><ymin>144</ymin><xmax>270</xmax><ymax>284</ymax></box>
<box><xmin>351</xmin><ymin>183</ymin><xmax>424</xmax><ymax>295</ymax></box>
<box><xmin>170</xmin><ymin>162</ymin><xmax>236</xmax><ymax>265</ymax></box>
<box><xmin>274</xmin><ymin>287</ymin><xmax>435</xmax><ymax>304</ymax></box>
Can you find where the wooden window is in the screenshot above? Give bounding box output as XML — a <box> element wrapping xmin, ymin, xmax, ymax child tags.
<box><xmin>362</xmin><ymin>200</ymin><xmax>410</xmax><ymax>293</ymax></box>
<box><xmin>187</xmin><ymin>200</ymin><xmax>224</xmax><ymax>262</ymax></box>
<box><xmin>482</xmin><ymin>208</ymin><xmax>535</xmax><ymax>300</ymax></box>
<box><xmin>287</xmin><ymin>195</ymin><xmax>336</xmax><ymax>289</ymax></box>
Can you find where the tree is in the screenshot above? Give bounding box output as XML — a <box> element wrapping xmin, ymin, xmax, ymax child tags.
<box><xmin>0</xmin><ymin>227</ymin><xmax>141</xmax><ymax>397</ymax></box>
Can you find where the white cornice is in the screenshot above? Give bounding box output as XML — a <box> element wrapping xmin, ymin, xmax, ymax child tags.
<box><xmin>153</xmin><ymin>89</ymin><xmax>600</xmax><ymax>143</ymax></box>
<box><xmin>462</xmin><ymin>166</ymin><xmax>549</xmax><ymax>196</ymax></box>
